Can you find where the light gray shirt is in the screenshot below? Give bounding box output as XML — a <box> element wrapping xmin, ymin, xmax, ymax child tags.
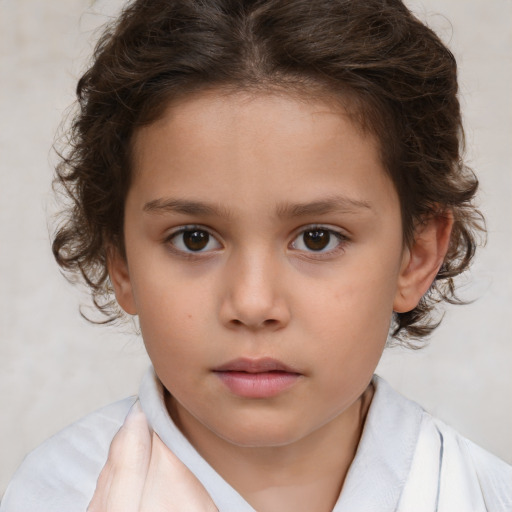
<box><xmin>2</xmin><ymin>368</ymin><xmax>511</xmax><ymax>511</ymax></box>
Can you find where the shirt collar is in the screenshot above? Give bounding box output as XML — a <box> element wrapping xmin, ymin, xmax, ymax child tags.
<box><xmin>333</xmin><ymin>375</ymin><xmax>423</xmax><ymax>511</ymax></box>
<box><xmin>139</xmin><ymin>368</ymin><xmax>423</xmax><ymax>512</ymax></box>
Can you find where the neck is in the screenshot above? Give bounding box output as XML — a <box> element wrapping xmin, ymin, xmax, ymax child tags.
<box><xmin>166</xmin><ymin>383</ymin><xmax>374</xmax><ymax>512</ymax></box>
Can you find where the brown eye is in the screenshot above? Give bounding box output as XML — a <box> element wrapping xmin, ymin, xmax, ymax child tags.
<box><xmin>169</xmin><ymin>228</ymin><xmax>221</xmax><ymax>253</ymax></box>
<box><xmin>290</xmin><ymin>226</ymin><xmax>346</xmax><ymax>254</ymax></box>
<box><xmin>302</xmin><ymin>230</ymin><xmax>330</xmax><ymax>251</ymax></box>
<box><xmin>182</xmin><ymin>230</ymin><xmax>210</xmax><ymax>251</ymax></box>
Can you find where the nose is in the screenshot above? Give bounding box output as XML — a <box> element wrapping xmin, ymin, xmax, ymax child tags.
<box><xmin>219</xmin><ymin>249</ymin><xmax>291</xmax><ymax>331</ymax></box>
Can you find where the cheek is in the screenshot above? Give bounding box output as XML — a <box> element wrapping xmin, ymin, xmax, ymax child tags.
<box><xmin>133</xmin><ymin>259</ymin><xmax>211</xmax><ymax>317</ymax></box>
<box><xmin>132</xmin><ymin>271</ymin><xmax>211</xmax><ymax>357</ymax></box>
<box><xmin>298</xmin><ymin>265</ymin><xmax>397</xmax><ymax>333</ymax></box>
<box><xmin>292</xmin><ymin>254</ymin><xmax>399</xmax><ymax>371</ymax></box>
<box><xmin>306</xmin><ymin>279</ymin><xmax>390</xmax><ymax>396</ymax></box>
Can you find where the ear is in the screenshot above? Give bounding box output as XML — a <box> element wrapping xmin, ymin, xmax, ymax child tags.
<box><xmin>393</xmin><ymin>211</ymin><xmax>454</xmax><ymax>313</ymax></box>
<box><xmin>107</xmin><ymin>247</ymin><xmax>137</xmax><ymax>315</ymax></box>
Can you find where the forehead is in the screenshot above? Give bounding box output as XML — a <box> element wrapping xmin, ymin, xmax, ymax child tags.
<box><xmin>129</xmin><ymin>89</ymin><xmax>398</xmax><ymax>220</ymax></box>
<box><xmin>132</xmin><ymin>87</ymin><xmax>377</xmax><ymax>160</ymax></box>
<box><xmin>134</xmin><ymin>89</ymin><xmax>358</xmax><ymax>151</ymax></box>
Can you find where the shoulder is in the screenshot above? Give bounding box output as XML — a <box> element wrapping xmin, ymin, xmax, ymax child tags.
<box><xmin>0</xmin><ymin>397</ymin><xmax>136</xmax><ymax>512</ymax></box>
<box><xmin>396</xmin><ymin>399</ymin><xmax>512</xmax><ymax>511</ymax></box>
<box><xmin>431</xmin><ymin>416</ymin><xmax>512</xmax><ymax>511</ymax></box>
<box><xmin>370</xmin><ymin>377</ymin><xmax>511</xmax><ymax>511</ymax></box>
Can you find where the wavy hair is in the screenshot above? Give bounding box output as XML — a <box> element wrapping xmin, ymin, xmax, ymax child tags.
<box><xmin>52</xmin><ymin>0</ymin><xmax>485</xmax><ymax>344</ymax></box>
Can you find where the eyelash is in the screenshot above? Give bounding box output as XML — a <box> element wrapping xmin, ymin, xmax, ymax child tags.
<box><xmin>164</xmin><ymin>225</ymin><xmax>222</xmax><ymax>257</ymax></box>
<box><xmin>164</xmin><ymin>224</ymin><xmax>349</xmax><ymax>258</ymax></box>
<box><xmin>289</xmin><ymin>225</ymin><xmax>348</xmax><ymax>257</ymax></box>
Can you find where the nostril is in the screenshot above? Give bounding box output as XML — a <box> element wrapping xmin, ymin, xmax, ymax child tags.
<box><xmin>229</xmin><ymin>318</ymin><xmax>279</xmax><ymax>329</ymax></box>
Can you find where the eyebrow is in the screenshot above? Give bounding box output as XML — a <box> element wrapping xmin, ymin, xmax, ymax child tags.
<box><xmin>143</xmin><ymin>198</ymin><xmax>232</xmax><ymax>217</ymax></box>
<box><xmin>275</xmin><ymin>195</ymin><xmax>372</xmax><ymax>218</ymax></box>
<box><xmin>143</xmin><ymin>195</ymin><xmax>372</xmax><ymax>218</ymax></box>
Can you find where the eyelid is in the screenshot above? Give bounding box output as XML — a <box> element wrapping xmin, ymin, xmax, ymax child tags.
<box><xmin>164</xmin><ymin>224</ymin><xmax>223</xmax><ymax>255</ymax></box>
<box><xmin>289</xmin><ymin>224</ymin><xmax>349</xmax><ymax>255</ymax></box>
<box><xmin>162</xmin><ymin>223</ymin><xmax>348</xmax><ymax>258</ymax></box>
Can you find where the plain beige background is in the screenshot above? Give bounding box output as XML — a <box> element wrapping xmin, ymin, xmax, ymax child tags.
<box><xmin>1</xmin><ymin>0</ymin><xmax>511</xmax><ymax>498</ymax></box>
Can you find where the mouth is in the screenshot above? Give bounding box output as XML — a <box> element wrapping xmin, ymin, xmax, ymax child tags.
<box><xmin>212</xmin><ymin>357</ymin><xmax>303</xmax><ymax>398</ymax></box>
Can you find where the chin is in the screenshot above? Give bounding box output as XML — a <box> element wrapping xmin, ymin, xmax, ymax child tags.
<box><xmin>211</xmin><ymin>419</ymin><xmax>310</xmax><ymax>448</ymax></box>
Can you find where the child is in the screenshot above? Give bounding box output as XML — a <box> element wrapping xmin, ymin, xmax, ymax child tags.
<box><xmin>1</xmin><ymin>0</ymin><xmax>511</xmax><ymax>511</ymax></box>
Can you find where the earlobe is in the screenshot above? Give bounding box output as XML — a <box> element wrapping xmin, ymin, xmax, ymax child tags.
<box><xmin>107</xmin><ymin>247</ymin><xmax>137</xmax><ymax>315</ymax></box>
<box><xmin>393</xmin><ymin>212</ymin><xmax>454</xmax><ymax>313</ymax></box>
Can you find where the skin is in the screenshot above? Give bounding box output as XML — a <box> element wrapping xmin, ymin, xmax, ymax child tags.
<box><xmin>103</xmin><ymin>89</ymin><xmax>453</xmax><ymax>512</ymax></box>
<box><xmin>87</xmin><ymin>402</ymin><xmax>218</xmax><ymax>512</ymax></box>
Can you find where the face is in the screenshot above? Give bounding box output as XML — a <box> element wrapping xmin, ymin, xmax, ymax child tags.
<box><xmin>112</xmin><ymin>90</ymin><xmax>409</xmax><ymax>448</ymax></box>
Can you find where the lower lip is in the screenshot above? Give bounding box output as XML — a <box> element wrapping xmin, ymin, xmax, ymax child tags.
<box><xmin>214</xmin><ymin>371</ymin><xmax>301</xmax><ymax>398</ymax></box>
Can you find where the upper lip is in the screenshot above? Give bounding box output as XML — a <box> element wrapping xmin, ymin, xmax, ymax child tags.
<box><xmin>213</xmin><ymin>357</ymin><xmax>301</xmax><ymax>374</ymax></box>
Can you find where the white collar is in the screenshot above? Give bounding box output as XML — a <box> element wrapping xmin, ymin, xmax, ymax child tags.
<box><xmin>139</xmin><ymin>368</ymin><xmax>423</xmax><ymax>512</ymax></box>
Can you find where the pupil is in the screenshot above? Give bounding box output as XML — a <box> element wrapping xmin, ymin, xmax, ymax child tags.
<box><xmin>303</xmin><ymin>230</ymin><xmax>330</xmax><ymax>251</ymax></box>
<box><xmin>183</xmin><ymin>230</ymin><xmax>209</xmax><ymax>251</ymax></box>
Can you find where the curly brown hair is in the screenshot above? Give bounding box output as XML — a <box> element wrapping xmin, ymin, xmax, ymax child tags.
<box><xmin>52</xmin><ymin>0</ymin><xmax>484</xmax><ymax>344</ymax></box>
